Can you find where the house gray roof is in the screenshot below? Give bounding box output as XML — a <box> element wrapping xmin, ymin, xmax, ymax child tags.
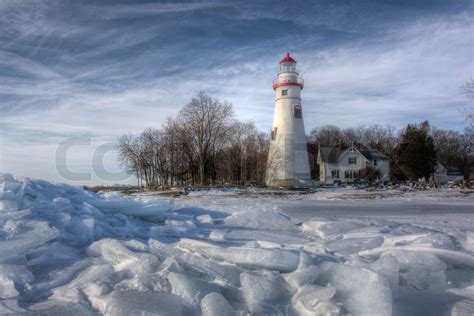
<box><xmin>359</xmin><ymin>149</ymin><xmax>390</xmax><ymax>160</ymax></box>
<box><xmin>446</xmin><ymin>167</ymin><xmax>462</xmax><ymax>175</ymax></box>
<box><xmin>319</xmin><ymin>146</ymin><xmax>390</xmax><ymax>163</ymax></box>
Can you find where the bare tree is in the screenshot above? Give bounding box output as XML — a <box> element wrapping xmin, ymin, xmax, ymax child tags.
<box><xmin>461</xmin><ymin>79</ymin><xmax>474</xmax><ymax>100</ymax></box>
<box><xmin>309</xmin><ymin>125</ymin><xmax>344</xmax><ymax>147</ymax></box>
<box><xmin>433</xmin><ymin>127</ymin><xmax>473</xmax><ymax>180</ymax></box>
<box><xmin>177</xmin><ymin>92</ymin><xmax>234</xmax><ymax>185</ymax></box>
<box><xmin>461</xmin><ymin>79</ymin><xmax>474</xmax><ymax>126</ymax></box>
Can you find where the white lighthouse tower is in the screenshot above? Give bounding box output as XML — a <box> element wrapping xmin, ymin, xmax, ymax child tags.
<box><xmin>265</xmin><ymin>53</ymin><xmax>311</xmax><ymax>188</ymax></box>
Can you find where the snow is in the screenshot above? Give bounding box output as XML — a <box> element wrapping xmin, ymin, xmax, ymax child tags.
<box><xmin>224</xmin><ymin>209</ymin><xmax>299</xmax><ymax>232</ymax></box>
<box><xmin>291</xmin><ymin>284</ymin><xmax>341</xmax><ymax>316</ymax></box>
<box><xmin>1</xmin><ymin>173</ymin><xmax>474</xmax><ymax>315</ymax></box>
<box><xmin>178</xmin><ymin>238</ymin><xmax>301</xmax><ymax>272</ymax></box>
<box><xmin>240</xmin><ymin>270</ymin><xmax>292</xmax><ymax>314</ymax></box>
<box><xmin>167</xmin><ymin>271</ymin><xmax>221</xmax><ymax>306</ymax></box>
<box><xmin>200</xmin><ymin>292</ymin><xmax>235</xmax><ymax>316</ymax></box>
<box><xmin>318</xmin><ymin>261</ymin><xmax>393</xmax><ymax>316</ymax></box>
<box><xmin>103</xmin><ymin>290</ymin><xmax>193</xmax><ymax>315</ymax></box>
<box><xmin>302</xmin><ymin>219</ymin><xmax>367</xmax><ymax>238</ymax></box>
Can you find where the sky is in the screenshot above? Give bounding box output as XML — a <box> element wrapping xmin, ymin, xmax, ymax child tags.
<box><xmin>0</xmin><ymin>0</ymin><xmax>472</xmax><ymax>185</ymax></box>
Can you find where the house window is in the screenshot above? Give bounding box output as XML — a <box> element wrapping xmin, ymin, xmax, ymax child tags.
<box><xmin>353</xmin><ymin>170</ymin><xmax>359</xmax><ymax>178</ymax></box>
<box><xmin>293</xmin><ymin>105</ymin><xmax>302</xmax><ymax>118</ymax></box>
<box><xmin>349</xmin><ymin>156</ymin><xmax>357</xmax><ymax>164</ymax></box>
<box><xmin>282</xmin><ymin>89</ymin><xmax>288</xmax><ymax>96</ymax></box>
<box><xmin>331</xmin><ymin>170</ymin><xmax>339</xmax><ymax>179</ymax></box>
<box><xmin>271</xmin><ymin>127</ymin><xmax>278</xmax><ymax>141</ymax></box>
<box><xmin>344</xmin><ymin>170</ymin><xmax>359</xmax><ymax>179</ymax></box>
<box><xmin>373</xmin><ymin>160</ymin><xmax>378</xmax><ymax>166</ymax></box>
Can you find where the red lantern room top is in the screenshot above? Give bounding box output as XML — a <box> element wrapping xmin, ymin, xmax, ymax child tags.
<box><xmin>279</xmin><ymin>52</ymin><xmax>297</xmax><ymax>64</ymax></box>
<box><xmin>273</xmin><ymin>52</ymin><xmax>304</xmax><ymax>90</ymax></box>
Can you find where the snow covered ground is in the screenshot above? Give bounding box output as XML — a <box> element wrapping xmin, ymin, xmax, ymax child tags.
<box><xmin>1</xmin><ymin>174</ymin><xmax>473</xmax><ymax>315</ymax></box>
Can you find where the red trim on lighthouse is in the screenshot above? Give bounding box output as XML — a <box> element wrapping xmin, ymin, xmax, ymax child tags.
<box><xmin>279</xmin><ymin>52</ymin><xmax>297</xmax><ymax>64</ymax></box>
<box><xmin>272</xmin><ymin>78</ymin><xmax>304</xmax><ymax>90</ymax></box>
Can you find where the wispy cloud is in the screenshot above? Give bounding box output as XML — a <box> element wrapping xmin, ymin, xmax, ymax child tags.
<box><xmin>0</xmin><ymin>0</ymin><xmax>471</xmax><ymax>184</ymax></box>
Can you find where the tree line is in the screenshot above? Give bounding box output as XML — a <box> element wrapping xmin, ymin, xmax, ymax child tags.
<box><xmin>117</xmin><ymin>92</ymin><xmax>268</xmax><ymax>188</ymax></box>
<box><xmin>117</xmin><ymin>91</ymin><xmax>473</xmax><ymax>188</ymax></box>
<box><xmin>308</xmin><ymin>122</ymin><xmax>472</xmax><ymax>181</ymax></box>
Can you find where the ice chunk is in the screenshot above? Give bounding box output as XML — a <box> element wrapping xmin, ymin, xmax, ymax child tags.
<box><xmin>379</xmin><ymin>250</ymin><xmax>447</xmax><ymax>291</ymax></box>
<box><xmin>104</xmin><ymin>289</ymin><xmax>193</xmax><ymax>316</ymax></box>
<box><xmin>302</xmin><ymin>220</ymin><xmax>367</xmax><ymax>239</ymax></box>
<box><xmin>27</xmin><ymin>258</ymin><xmax>99</xmax><ymax>300</ymax></box>
<box><xmin>26</xmin><ymin>299</ymin><xmax>93</xmax><ymax>316</ymax></box>
<box><xmin>153</xmin><ymin>219</ymin><xmax>199</xmax><ymax>237</ymax></box>
<box><xmin>165</xmin><ymin>219</ymin><xmax>197</xmax><ymax>229</ymax></box>
<box><xmin>405</xmin><ymin>267</ymin><xmax>447</xmax><ymax>291</ymax></box>
<box><xmin>158</xmin><ymin>257</ymin><xmax>185</xmax><ymax>275</ymax></box>
<box><xmin>298</xmin><ymin>251</ymin><xmax>314</xmax><ymax>269</ymax></box>
<box><xmin>311</xmin><ymin>301</ymin><xmax>342</xmax><ymax>316</ymax></box>
<box><xmin>450</xmin><ymin>300</ymin><xmax>474</xmax><ymax>316</ymax></box>
<box><xmin>291</xmin><ymin>284</ymin><xmax>339</xmax><ymax>316</ymax></box>
<box><xmin>179</xmin><ymin>239</ymin><xmax>300</xmax><ymax>272</ymax></box>
<box><xmin>361</xmin><ymin>246</ymin><xmax>474</xmax><ymax>268</ymax></box>
<box><xmin>27</xmin><ymin>241</ymin><xmax>81</xmax><ymax>266</ymax></box>
<box><xmin>87</xmin><ymin>239</ymin><xmax>160</xmax><ymax>275</ymax></box>
<box><xmin>447</xmin><ymin>268</ymin><xmax>474</xmax><ymax>289</ymax></box>
<box><xmin>51</xmin><ymin>263</ymin><xmax>114</xmax><ymax>301</ymax></box>
<box><xmin>325</xmin><ymin>236</ymin><xmax>384</xmax><ymax>255</ymax></box>
<box><xmin>382</xmin><ymin>250</ymin><xmax>447</xmax><ymax>272</ymax></box>
<box><xmin>200</xmin><ymin>292</ymin><xmax>235</xmax><ymax>316</ymax></box>
<box><xmin>149</xmin><ymin>239</ymin><xmax>242</xmax><ymax>287</ymax></box>
<box><xmin>449</xmin><ymin>230</ymin><xmax>474</xmax><ymax>252</ymax></box>
<box><xmin>225</xmin><ymin>209</ymin><xmax>298</xmax><ymax>232</ymax></box>
<box><xmin>0</xmin><ymin>210</ymin><xmax>31</xmax><ymax>222</ymax></box>
<box><xmin>240</xmin><ymin>270</ymin><xmax>292</xmax><ymax>314</ymax></box>
<box><xmin>286</xmin><ymin>265</ymin><xmax>320</xmax><ymax>289</ymax></box>
<box><xmin>0</xmin><ymin>264</ymin><xmax>34</xmax><ymax>299</ymax></box>
<box><xmin>318</xmin><ymin>262</ymin><xmax>392</xmax><ymax>316</ymax></box>
<box><xmin>367</xmin><ymin>254</ymin><xmax>399</xmax><ymax>297</ymax></box>
<box><xmin>209</xmin><ymin>230</ymin><xmax>227</xmax><ymax>241</ymax></box>
<box><xmin>88</xmin><ymin>193</ymin><xmax>174</xmax><ymax>218</ymax></box>
<box><xmin>196</xmin><ymin>214</ymin><xmax>214</xmax><ymax>224</ymax></box>
<box><xmin>0</xmin><ymin>219</ymin><xmax>59</xmax><ymax>262</ymax></box>
<box><xmin>411</xmin><ymin>232</ymin><xmax>456</xmax><ymax>249</ymax></box>
<box><xmin>0</xmin><ymin>299</ymin><xmax>27</xmax><ymax>314</ymax></box>
<box><xmin>167</xmin><ymin>271</ymin><xmax>221</xmax><ymax>306</ymax></box>
<box><xmin>66</xmin><ymin>217</ymin><xmax>95</xmax><ymax>246</ymax></box>
<box><xmin>0</xmin><ymin>277</ymin><xmax>18</xmax><ymax>299</ymax></box>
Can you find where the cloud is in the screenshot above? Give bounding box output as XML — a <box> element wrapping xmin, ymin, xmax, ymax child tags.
<box><xmin>91</xmin><ymin>1</ymin><xmax>234</xmax><ymax>19</ymax></box>
<box><xmin>0</xmin><ymin>0</ymin><xmax>471</xmax><ymax>184</ymax></box>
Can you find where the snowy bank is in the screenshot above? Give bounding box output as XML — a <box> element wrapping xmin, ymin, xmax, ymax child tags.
<box><xmin>0</xmin><ymin>173</ymin><xmax>473</xmax><ymax>315</ymax></box>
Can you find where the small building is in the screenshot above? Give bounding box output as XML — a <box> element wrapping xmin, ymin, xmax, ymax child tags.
<box><xmin>317</xmin><ymin>146</ymin><xmax>390</xmax><ymax>184</ymax></box>
<box><xmin>433</xmin><ymin>162</ymin><xmax>464</xmax><ymax>184</ymax></box>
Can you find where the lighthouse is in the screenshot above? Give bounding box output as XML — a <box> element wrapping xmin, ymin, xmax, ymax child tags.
<box><xmin>265</xmin><ymin>53</ymin><xmax>312</xmax><ymax>188</ymax></box>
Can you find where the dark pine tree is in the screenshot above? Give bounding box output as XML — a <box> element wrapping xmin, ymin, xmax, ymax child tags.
<box><xmin>394</xmin><ymin>121</ymin><xmax>437</xmax><ymax>181</ymax></box>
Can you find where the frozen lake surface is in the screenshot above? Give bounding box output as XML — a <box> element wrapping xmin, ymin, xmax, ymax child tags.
<box><xmin>1</xmin><ymin>174</ymin><xmax>473</xmax><ymax>315</ymax></box>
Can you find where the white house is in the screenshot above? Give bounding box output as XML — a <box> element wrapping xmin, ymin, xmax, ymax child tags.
<box><xmin>317</xmin><ymin>146</ymin><xmax>390</xmax><ymax>184</ymax></box>
<box><xmin>433</xmin><ymin>162</ymin><xmax>464</xmax><ymax>184</ymax></box>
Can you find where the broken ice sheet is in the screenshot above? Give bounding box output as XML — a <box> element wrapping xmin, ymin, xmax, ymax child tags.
<box><xmin>1</xmin><ymin>174</ymin><xmax>474</xmax><ymax>315</ymax></box>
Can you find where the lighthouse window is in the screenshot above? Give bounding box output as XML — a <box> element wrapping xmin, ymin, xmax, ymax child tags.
<box><xmin>281</xmin><ymin>89</ymin><xmax>288</xmax><ymax>96</ymax></box>
<box><xmin>293</xmin><ymin>105</ymin><xmax>302</xmax><ymax>118</ymax></box>
<box><xmin>271</xmin><ymin>127</ymin><xmax>278</xmax><ymax>140</ymax></box>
